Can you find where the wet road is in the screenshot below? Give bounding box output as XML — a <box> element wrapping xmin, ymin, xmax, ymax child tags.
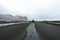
<box><xmin>25</xmin><ymin>23</ymin><xmax>40</xmax><ymax>40</ymax></box>
<box><xmin>0</xmin><ymin>23</ymin><xmax>30</xmax><ymax>40</ymax></box>
<box><xmin>0</xmin><ymin>22</ymin><xmax>60</xmax><ymax>40</ymax></box>
<box><xmin>35</xmin><ymin>22</ymin><xmax>60</xmax><ymax>40</ymax></box>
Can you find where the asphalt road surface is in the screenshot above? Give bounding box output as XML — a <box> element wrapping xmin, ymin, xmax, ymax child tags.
<box><xmin>0</xmin><ymin>22</ymin><xmax>60</xmax><ymax>40</ymax></box>
<box><xmin>0</xmin><ymin>23</ymin><xmax>30</xmax><ymax>40</ymax></box>
<box><xmin>35</xmin><ymin>22</ymin><xmax>60</xmax><ymax>40</ymax></box>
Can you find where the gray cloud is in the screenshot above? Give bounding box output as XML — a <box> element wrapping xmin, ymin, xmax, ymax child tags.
<box><xmin>0</xmin><ymin>0</ymin><xmax>60</xmax><ymax>20</ymax></box>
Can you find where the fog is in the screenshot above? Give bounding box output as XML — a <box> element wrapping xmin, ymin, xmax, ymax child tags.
<box><xmin>0</xmin><ymin>0</ymin><xmax>60</xmax><ymax>21</ymax></box>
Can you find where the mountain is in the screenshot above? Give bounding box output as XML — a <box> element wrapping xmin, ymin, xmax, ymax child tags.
<box><xmin>0</xmin><ymin>14</ymin><xmax>28</xmax><ymax>22</ymax></box>
<box><xmin>0</xmin><ymin>6</ymin><xmax>28</xmax><ymax>22</ymax></box>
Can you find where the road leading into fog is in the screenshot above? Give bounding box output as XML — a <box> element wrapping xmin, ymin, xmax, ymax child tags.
<box><xmin>25</xmin><ymin>23</ymin><xmax>40</xmax><ymax>40</ymax></box>
<box><xmin>0</xmin><ymin>22</ymin><xmax>60</xmax><ymax>40</ymax></box>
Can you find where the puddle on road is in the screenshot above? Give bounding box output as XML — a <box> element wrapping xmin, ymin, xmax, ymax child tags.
<box><xmin>25</xmin><ymin>23</ymin><xmax>40</xmax><ymax>40</ymax></box>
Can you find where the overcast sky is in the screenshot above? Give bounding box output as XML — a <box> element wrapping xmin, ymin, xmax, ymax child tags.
<box><xmin>0</xmin><ymin>0</ymin><xmax>60</xmax><ymax>21</ymax></box>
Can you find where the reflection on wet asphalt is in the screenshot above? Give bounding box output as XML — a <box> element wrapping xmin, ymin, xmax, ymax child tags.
<box><xmin>25</xmin><ymin>23</ymin><xmax>40</xmax><ymax>40</ymax></box>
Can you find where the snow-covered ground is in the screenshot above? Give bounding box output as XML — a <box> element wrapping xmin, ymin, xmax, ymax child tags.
<box><xmin>0</xmin><ymin>22</ymin><xmax>24</xmax><ymax>27</ymax></box>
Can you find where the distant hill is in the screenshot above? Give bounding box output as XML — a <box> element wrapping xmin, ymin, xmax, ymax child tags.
<box><xmin>0</xmin><ymin>6</ymin><xmax>28</xmax><ymax>22</ymax></box>
<box><xmin>0</xmin><ymin>14</ymin><xmax>28</xmax><ymax>22</ymax></box>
